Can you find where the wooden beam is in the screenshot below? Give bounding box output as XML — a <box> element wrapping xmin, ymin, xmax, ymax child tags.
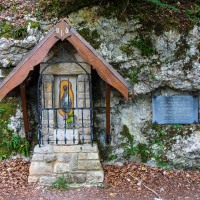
<box><xmin>106</xmin><ymin>83</ymin><xmax>111</xmax><ymax>144</ymax></box>
<box><xmin>20</xmin><ymin>84</ymin><xmax>30</xmax><ymax>139</ymax></box>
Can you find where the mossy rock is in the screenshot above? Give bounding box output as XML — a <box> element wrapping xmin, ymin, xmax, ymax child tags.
<box><xmin>78</xmin><ymin>28</ymin><xmax>101</xmax><ymax>49</ymax></box>
<box><xmin>0</xmin><ymin>98</ymin><xmax>19</xmax><ymax>122</ymax></box>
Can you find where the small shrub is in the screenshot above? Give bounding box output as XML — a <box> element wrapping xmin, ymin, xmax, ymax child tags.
<box><xmin>108</xmin><ymin>154</ymin><xmax>118</xmax><ymax>161</ymax></box>
<box><xmin>12</xmin><ymin>27</ymin><xmax>27</xmax><ymax>39</ymax></box>
<box><xmin>7</xmin><ymin>134</ymin><xmax>30</xmax><ymax>157</ymax></box>
<box><xmin>128</xmin><ymin>68</ymin><xmax>141</xmax><ymax>84</ymax></box>
<box><xmin>50</xmin><ymin>177</ymin><xmax>71</xmax><ymax>190</ymax></box>
<box><xmin>98</xmin><ymin>183</ymin><xmax>112</xmax><ymax>189</ymax></box>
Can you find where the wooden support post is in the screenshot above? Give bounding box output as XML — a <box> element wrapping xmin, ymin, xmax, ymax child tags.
<box><xmin>106</xmin><ymin>83</ymin><xmax>111</xmax><ymax>144</ymax></box>
<box><xmin>20</xmin><ymin>84</ymin><xmax>30</xmax><ymax>139</ymax></box>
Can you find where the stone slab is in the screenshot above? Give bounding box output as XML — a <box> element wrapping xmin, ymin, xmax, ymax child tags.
<box><xmin>69</xmin><ymin>153</ymin><xmax>78</xmax><ymax>171</ymax></box>
<box><xmin>32</xmin><ymin>154</ymin><xmax>44</xmax><ymax>162</ymax></box>
<box><xmin>78</xmin><ymin>160</ymin><xmax>102</xmax><ymax>170</ymax></box>
<box><xmin>87</xmin><ymin>171</ymin><xmax>104</xmax><ymax>183</ymax></box>
<box><xmin>28</xmin><ymin>176</ymin><xmax>39</xmax><ymax>183</ymax></box>
<box><xmin>152</xmin><ymin>95</ymin><xmax>198</xmax><ymax>124</ymax></box>
<box><xmin>40</xmin><ymin>176</ymin><xmax>56</xmax><ymax>185</ymax></box>
<box><xmin>34</xmin><ymin>145</ymin><xmax>53</xmax><ymax>154</ymax></box>
<box><xmin>81</xmin><ymin>144</ymin><xmax>98</xmax><ymax>153</ymax></box>
<box><xmin>54</xmin><ymin>163</ymin><xmax>70</xmax><ymax>173</ymax></box>
<box><xmin>71</xmin><ymin>172</ymin><xmax>86</xmax><ymax>183</ymax></box>
<box><xmin>44</xmin><ymin>154</ymin><xmax>57</xmax><ymax>163</ymax></box>
<box><xmin>54</xmin><ymin>145</ymin><xmax>82</xmax><ymax>153</ymax></box>
<box><xmin>78</xmin><ymin>153</ymin><xmax>87</xmax><ymax>160</ymax></box>
<box><xmin>29</xmin><ymin>162</ymin><xmax>53</xmax><ymax>175</ymax></box>
<box><xmin>57</xmin><ymin>153</ymin><xmax>70</xmax><ymax>162</ymax></box>
<box><xmin>78</xmin><ymin>153</ymin><xmax>99</xmax><ymax>160</ymax></box>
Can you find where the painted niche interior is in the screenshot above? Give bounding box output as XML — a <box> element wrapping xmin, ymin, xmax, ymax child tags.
<box><xmin>39</xmin><ymin>41</ymin><xmax>92</xmax><ymax>145</ymax></box>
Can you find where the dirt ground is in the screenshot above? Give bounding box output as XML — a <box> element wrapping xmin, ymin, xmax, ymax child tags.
<box><xmin>0</xmin><ymin>158</ymin><xmax>200</xmax><ymax>200</ymax></box>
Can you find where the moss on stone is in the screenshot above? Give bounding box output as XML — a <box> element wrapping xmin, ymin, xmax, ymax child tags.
<box><xmin>120</xmin><ymin>37</ymin><xmax>155</xmax><ymax>57</ymax></box>
<box><xmin>139</xmin><ymin>122</ymin><xmax>195</xmax><ymax>166</ymax></box>
<box><xmin>0</xmin><ymin>20</ymin><xmax>28</xmax><ymax>39</ymax></box>
<box><xmin>26</xmin><ymin>20</ymin><xmax>40</xmax><ymax>29</ymax></box>
<box><xmin>78</xmin><ymin>28</ymin><xmax>101</xmax><ymax>49</ymax></box>
<box><xmin>174</xmin><ymin>36</ymin><xmax>190</xmax><ymax>60</ymax></box>
<box><xmin>0</xmin><ymin>98</ymin><xmax>18</xmax><ymax>122</ymax></box>
<box><xmin>0</xmin><ymin>98</ymin><xmax>19</xmax><ymax>160</ymax></box>
<box><xmin>0</xmin><ymin>21</ymin><xmax>13</xmax><ymax>38</ymax></box>
<box><xmin>120</xmin><ymin>124</ymin><xmax>134</xmax><ymax>144</ymax></box>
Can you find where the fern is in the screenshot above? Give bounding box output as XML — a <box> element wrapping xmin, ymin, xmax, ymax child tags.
<box><xmin>148</xmin><ymin>0</ymin><xmax>179</xmax><ymax>11</ymax></box>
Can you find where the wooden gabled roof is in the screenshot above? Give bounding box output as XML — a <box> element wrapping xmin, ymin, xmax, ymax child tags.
<box><xmin>0</xmin><ymin>19</ymin><xmax>128</xmax><ymax>100</ymax></box>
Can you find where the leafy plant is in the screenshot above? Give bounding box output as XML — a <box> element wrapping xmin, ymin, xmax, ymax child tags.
<box><xmin>121</xmin><ymin>124</ymin><xmax>169</xmax><ymax>168</ymax></box>
<box><xmin>108</xmin><ymin>154</ymin><xmax>118</xmax><ymax>161</ymax></box>
<box><xmin>13</xmin><ymin>27</ymin><xmax>27</xmax><ymax>39</ymax></box>
<box><xmin>172</xmin><ymin>124</ymin><xmax>183</xmax><ymax>129</ymax></box>
<box><xmin>0</xmin><ymin>109</ymin><xmax>14</xmax><ymax>160</ymax></box>
<box><xmin>186</xmin><ymin>5</ymin><xmax>200</xmax><ymax>23</ymax></box>
<box><xmin>98</xmin><ymin>183</ymin><xmax>112</xmax><ymax>189</ymax></box>
<box><xmin>50</xmin><ymin>177</ymin><xmax>71</xmax><ymax>190</ymax></box>
<box><xmin>148</xmin><ymin>0</ymin><xmax>179</xmax><ymax>11</ymax></box>
<box><xmin>0</xmin><ymin>21</ymin><xmax>28</xmax><ymax>39</ymax></box>
<box><xmin>128</xmin><ymin>68</ymin><xmax>141</xmax><ymax>84</ymax></box>
<box><xmin>63</xmin><ymin>113</ymin><xmax>76</xmax><ymax>124</ymax></box>
<box><xmin>7</xmin><ymin>134</ymin><xmax>30</xmax><ymax>157</ymax></box>
<box><xmin>123</xmin><ymin>142</ymin><xmax>138</xmax><ymax>158</ymax></box>
<box><xmin>120</xmin><ymin>125</ymin><xmax>138</xmax><ymax>158</ymax></box>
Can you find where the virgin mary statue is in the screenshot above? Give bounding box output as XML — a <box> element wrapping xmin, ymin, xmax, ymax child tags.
<box><xmin>60</xmin><ymin>84</ymin><xmax>72</xmax><ymax>113</ymax></box>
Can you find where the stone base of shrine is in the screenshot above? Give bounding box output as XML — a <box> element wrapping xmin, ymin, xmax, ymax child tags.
<box><xmin>28</xmin><ymin>143</ymin><xmax>104</xmax><ymax>185</ymax></box>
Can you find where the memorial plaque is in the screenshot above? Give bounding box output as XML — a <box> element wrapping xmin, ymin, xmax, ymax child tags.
<box><xmin>152</xmin><ymin>95</ymin><xmax>198</xmax><ymax>124</ymax></box>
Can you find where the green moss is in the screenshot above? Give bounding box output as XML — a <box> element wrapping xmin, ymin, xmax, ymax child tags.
<box><xmin>108</xmin><ymin>154</ymin><xmax>118</xmax><ymax>161</ymax></box>
<box><xmin>120</xmin><ymin>37</ymin><xmax>155</xmax><ymax>57</ymax></box>
<box><xmin>0</xmin><ymin>98</ymin><xmax>18</xmax><ymax>122</ymax></box>
<box><xmin>186</xmin><ymin>4</ymin><xmax>200</xmax><ymax>23</ymax></box>
<box><xmin>26</xmin><ymin>21</ymin><xmax>40</xmax><ymax>29</ymax></box>
<box><xmin>120</xmin><ymin>124</ymin><xmax>134</xmax><ymax>144</ymax></box>
<box><xmin>12</xmin><ymin>27</ymin><xmax>27</xmax><ymax>39</ymax></box>
<box><xmin>174</xmin><ymin>36</ymin><xmax>190</xmax><ymax>60</ymax></box>
<box><xmin>148</xmin><ymin>0</ymin><xmax>179</xmax><ymax>11</ymax></box>
<box><xmin>128</xmin><ymin>67</ymin><xmax>141</xmax><ymax>84</ymax></box>
<box><xmin>0</xmin><ymin>21</ymin><xmax>13</xmax><ymax>38</ymax></box>
<box><xmin>1</xmin><ymin>68</ymin><xmax>13</xmax><ymax>77</ymax></box>
<box><xmin>118</xmin><ymin>122</ymin><xmax>196</xmax><ymax>168</ymax></box>
<box><xmin>0</xmin><ymin>4</ymin><xmax>5</xmax><ymax>11</ymax></box>
<box><xmin>0</xmin><ymin>20</ymin><xmax>28</xmax><ymax>39</ymax></box>
<box><xmin>0</xmin><ymin>98</ymin><xmax>19</xmax><ymax>160</ymax></box>
<box><xmin>138</xmin><ymin>122</ymin><xmax>196</xmax><ymax>167</ymax></box>
<box><xmin>37</xmin><ymin>0</ymin><xmax>101</xmax><ymax>19</ymax></box>
<box><xmin>78</xmin><ymin>28</ymin><xmax>101</xmax><ymax>49</ymax></box>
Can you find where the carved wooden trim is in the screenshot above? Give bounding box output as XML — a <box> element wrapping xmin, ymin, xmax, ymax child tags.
<box><xmin>55</xmin><ymin>19</ymin><xmax>71</xmax><ymax>41</ymax></box>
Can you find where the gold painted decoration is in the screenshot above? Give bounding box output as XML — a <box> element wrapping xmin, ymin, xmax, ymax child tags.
<box><xmin>59</xmin><ymin>80</ymin><xmax>74</xmax><ymax>117</ymax></box>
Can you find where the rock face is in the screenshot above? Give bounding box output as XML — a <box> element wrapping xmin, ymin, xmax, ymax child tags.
<box><xmin>1</xmin><ymin>7</ymin><xmax>200</xmax><ymax>169</ymax></box>
<box><xmin>28</xmin><ymin>143</ymin><xmax>104</xmax><ymax>185</ymax></box>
